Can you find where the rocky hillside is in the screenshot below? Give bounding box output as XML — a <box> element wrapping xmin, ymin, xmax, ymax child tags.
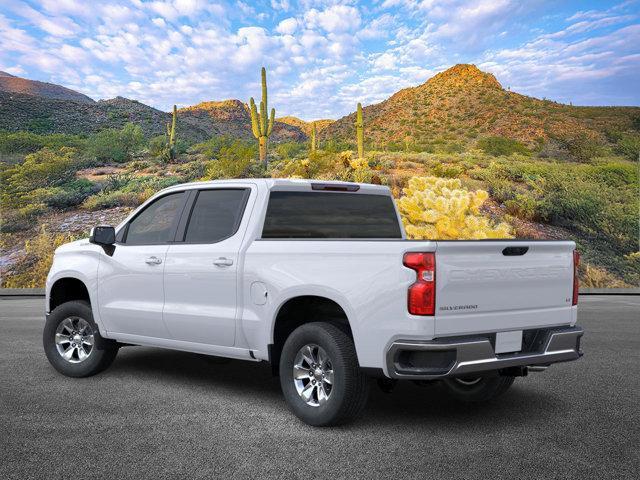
<box><xmin>0</xmin><ymin>75</ymin><xmax>306</xmax><ymax>143</ymax></box>
<box><xmin>179</xmin><ymin>100</ymin><xmax>306</xmax><ymax>142</ymax></box>
<box><xmin>0</xmin><ymin>71</ymin><xmax>94</xmax><ymax>104</ymax></box>
<box><xmin>277</xmin><ymin>116</ymin><xmax>334</xmax><ymax>135</ymax></box>
<box><xmin>0</xmin><ymin>91</ymin><xmax>210</xmax><ymax>141</ymax></box>
<box><xmin>321</xmin><ymin>64</ymin><xmax>640</xmax><ymax>148</ymax></box>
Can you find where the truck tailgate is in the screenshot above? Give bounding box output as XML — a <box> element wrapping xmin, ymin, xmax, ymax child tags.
<box><xmin>434</xmin><ymin>241</ymin><xmax>575</xmax><ymax>336</ymax></box>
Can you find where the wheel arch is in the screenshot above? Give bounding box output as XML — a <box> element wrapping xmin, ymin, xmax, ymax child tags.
<box><xmin>48</xmin><ymin>277</ymin><xmax>91</xmax><ymax>312</ymax></box>
<box><xmin>268</xmin><ymin>294</ymin><xmax>355</xmax><ymax>374</ymax></box>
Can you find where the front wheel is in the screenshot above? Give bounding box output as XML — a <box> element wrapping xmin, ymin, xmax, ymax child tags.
<box><xmin>441</xmin><ymin>375</ymin><xmax>515</xmax><ymax>402</ymax></box>
<box><xmin>279</xmin><ymin>322</ymin><xmax>369</xmax><ymax>426</ymax></box>
<box><xmin>43</xmin><ymin>301</ymin><xmax>119</xmax><ymax>378</ymax></box>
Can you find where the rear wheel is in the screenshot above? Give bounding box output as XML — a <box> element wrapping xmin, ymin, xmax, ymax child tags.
<box><xmin>279</xmin><ymin>322</ymin><xmax>369</xmax><ymax>426</ymax></box>
<box><xmin>43</xmin><ymin>301</ymin><xmax>119</xmax><ymax>377</ymax></box>
<box><xmin>441</xmin><ymin>374</ymin><xmax>515</xmax><ymax>402</ymax></box>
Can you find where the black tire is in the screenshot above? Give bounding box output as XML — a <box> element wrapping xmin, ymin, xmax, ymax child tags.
<box><xmin>43</xmin><ymin>300</ymin><xmax>118</xmax><ymax>378</ymax></box>
<box><xmin>441</xmin><ymin>374</ymin><xmax>515</xmax><ymax>402</ymax></box>
<box><xmin>279</xmin><ymin>322</ymin><xmax>369</xmax><ymax>427</ymax></box>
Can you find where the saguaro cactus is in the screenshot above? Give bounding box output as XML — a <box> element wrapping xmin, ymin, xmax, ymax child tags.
<box><xmin>250</xmin><ymin>67</ymin><xmax>275</xmax><ymax>167</ymax></box>
<box><xmin>165</xmin><ymin>104</ymin><xmax>177</xmax><ymax>161</ymax></box>
<box><xmin>355</xmin><ymin>102</ymin><xmax>364</xmax><ymax>160</ymax></box>
<box><xmin>310</xmin><ymin>122</ymin><xmax>317</xmax><ymax>152</ymax></box>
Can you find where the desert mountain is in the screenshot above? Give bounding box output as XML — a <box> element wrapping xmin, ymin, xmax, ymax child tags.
<box><xmin>0</xmin><ymin>74</ymin><xmax>305</xmax><ymax>143</ymax></box>
<box><xmin>179</xmin><ymin>100</ymin><xmax>306</xmax><ymax>142</ymax></box>
<box><xmin>0</xmin><ymin>71</ymin><xmax>95</xmax><ymax>104</ymax></box>
<box><xmin>277</xmin><ymin>116</ymin><xmax>334</xmax><ymax>135</ymax></box>
<box><xmin>321</xmin><ymin>64</ymin><xmax>639</xmax><ymax>148</ymax></box>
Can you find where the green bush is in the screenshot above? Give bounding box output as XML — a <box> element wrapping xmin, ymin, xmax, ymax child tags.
<box><xmin>275</xmin><ymin>141</ymin><xmax>306</xmax><ymax>160</ymax></box>
<box><xmin>82</xmin><ymin>191</ymin><xmax>145</xmax><ymax>210</ymax></box>
<box><xmin>477</xmin><ymin>136</ymin><xmax>529</xmax><ymax>156</ymax></box>
<box><xmin>192</xmin><ymin>136</ymin><xmax>242</xmax><ymax>159</ymax></box>
<box><xmin>432</xmin><ymin>163</ymin><xmax>464</xmax><ymax>178</ymax></box>
<box><xmin>0</xmin><ymin>203</ymin><xmax>46</xmax><ymax>232</ymax></box>
<box><xmin>0</xmin><ymin>131</ymin><xmax>87</xmax><ymax>154</ymax></box>
<box><xmin>0</xmin><ymin>147</ymin><xmax>79</xmax><ymax>209</ymax></box>
<box><xmin>203</xmin><ymin>140</ymin><xmax>257</xmax><ymax>179</ymax></box>
<box><xmin>505</xmin><ymin>194</ymin><xmax>539</xmax><ymax>220</ymax></box>
<box><xmin>615</xmin><ymin>133</ymin><xmax>640</xmax><ymax>160</ymax></box>
<box><xmin>556</xmin><ymin>132</ymin><xmax>603</xmax><ymax>162</ymax></box>
<box><xmin>148</xmin><ymin>135</ymin><xmax>167</xmax><ymax>157</ymax></box>
<box><xmin>88</xmin><ymin>123</ymin><xmax>144</xmax><ymax>162</ymax></box>
<box><xmin>31</xmin><ymin>178</ymin><xmax>99</xmax><ymax>209</ymax></box>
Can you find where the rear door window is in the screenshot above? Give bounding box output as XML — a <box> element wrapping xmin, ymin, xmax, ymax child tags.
<box><xmin>182</xmin><ymin>189</ymin><xmax>249</xmax><ymax>243</ymax></box>
<box><xmin>262</xmin><ymin>191</ymin><xmax>402</xmax><ymax>238</ymax></box>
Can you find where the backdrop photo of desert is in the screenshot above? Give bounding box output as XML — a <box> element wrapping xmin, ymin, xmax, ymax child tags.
<box><xmin>1</xmin><ymin>63</ymin><xmax>638</xmax><ymax>289</ymax></box>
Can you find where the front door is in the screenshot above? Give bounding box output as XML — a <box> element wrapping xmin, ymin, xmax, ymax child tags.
<box><xmin>98</xmin><ymin>191</ymin><xmax>187</xmax><ymax>338</ymax></box>
<box><xmin>162</xmin><ymin>187</ymin><xmax>252</xmax><ymax>347</ymax></box>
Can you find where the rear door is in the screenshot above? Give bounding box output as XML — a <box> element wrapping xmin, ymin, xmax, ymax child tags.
<box><xmin>434</xmin><ymin>241</ymin><xmax>575</xmax><ymax>336</ymax></box>
<box><xmin>162</xmin><ymin>186</ymin><xmax>253</xmax><ymax>346</ymax></box>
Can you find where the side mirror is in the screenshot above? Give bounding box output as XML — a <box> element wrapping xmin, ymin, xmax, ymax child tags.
<box><xmin>89</xmin><ymin>226</ymin><xmax>116</xmax><ymax>246</ymax></box>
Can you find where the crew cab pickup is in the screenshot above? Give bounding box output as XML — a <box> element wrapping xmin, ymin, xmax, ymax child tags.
<box><xmin>44</xmin><ymin>179</ymin><xmax>583</xmax><ymax>426</ymax></box>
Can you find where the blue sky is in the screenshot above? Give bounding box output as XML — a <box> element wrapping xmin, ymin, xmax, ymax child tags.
<box><xmin>0</xmin><ymin>0</ymin><xmax>638</xmax><ymax>120</ymax></box>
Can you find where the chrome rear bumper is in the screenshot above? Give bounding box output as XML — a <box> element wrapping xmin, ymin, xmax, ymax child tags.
<box><xmin>386</xmin><ymin>325</ymin><xmax>583</xmax><ymax>379</ymax></box>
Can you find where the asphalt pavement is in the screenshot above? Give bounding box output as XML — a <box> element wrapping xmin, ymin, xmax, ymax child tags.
<box><xmin>1</xmin><ymin>296</ymin><xmax>638</xmax><ymax>479</ymax></box>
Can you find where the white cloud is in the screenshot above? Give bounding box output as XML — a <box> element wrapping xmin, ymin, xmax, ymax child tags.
<box><xmin>271</xmin><ymin>0</ymin><xmax>290</xmax><ymax>11</ymax></box>
<box><xmin>276</xmin><ymin>17</ymin><xmax>298</xmax><ymax>35</ymax></box>
<box><xmin>305</xmin><ymin>5</ymin><xmax>361</xmax><ymax>33</ymax></box>
<box><xmin>152</xmin><ymin>17</ymin><xmax>166</xmax><ymax>28</ymax></box>
<box><xmin>9</xmin><ymin>2</ymin><xmax>80</xmax><ymax>37</ymax></box>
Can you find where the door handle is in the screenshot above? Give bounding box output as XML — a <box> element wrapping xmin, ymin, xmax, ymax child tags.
<box><xmin>213</xmin><ymin>257</ymin><xmax>233</xmax><ymax>267</ymax></box>
<box><xmin>145</xmin><ymin>256</ymin><xmax>162</xmax><ymax>265</ymax></box>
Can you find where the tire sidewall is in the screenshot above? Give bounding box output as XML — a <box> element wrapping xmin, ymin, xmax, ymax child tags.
<box><xmin>279</xmin><ymin>323</ymin><xmax>352</xmax><ymax>426</ymax></box>
<box><xmin>43</xmin><ymin>301</ymin><xmax>114</xmax><ymax>378</ymax></box>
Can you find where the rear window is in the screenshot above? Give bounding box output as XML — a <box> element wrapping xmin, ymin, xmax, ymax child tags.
<box><xmin>262</xmin><ymin>191</ymin><xmax>402</xmax><ymax>239</ymax></box>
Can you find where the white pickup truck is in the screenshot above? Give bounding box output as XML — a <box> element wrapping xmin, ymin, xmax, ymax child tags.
<box><xmin>44</xmin><ymin>179</ymin><xmax>583</xmax><ymax>426</ymax></box>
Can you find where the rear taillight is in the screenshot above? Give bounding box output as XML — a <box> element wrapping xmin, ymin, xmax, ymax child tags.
<box><xmin>403</xmin><ymin>252</ymin><xmax>435</xmax><ymax>315</ymax></box>
<box><xmin>572</xmin><ymin>250</ymin><xmax>580</xmax><ymax>306</ymax></box>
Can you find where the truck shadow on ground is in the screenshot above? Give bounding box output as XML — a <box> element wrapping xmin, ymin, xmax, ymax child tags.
<box><xmin>103</xmin><ymin>346</ymin><xmax>567</xmax><ymax>429</ymax></box>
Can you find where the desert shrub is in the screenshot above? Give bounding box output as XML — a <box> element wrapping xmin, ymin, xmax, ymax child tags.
<box><xmin>148</xmin><ymin>135</ymin><xmax>167</xmax><ymax>157</ymax></box>
<box><xmin>27</xmin><ymin>117</ymin><xmax>54</xmax><ymax>134</ymax></box>
<box><xmin>0</xmin><ymin>203</ymin><xmax>47</xmax><ymax>232</ymax></box>
<box><xmin>397</xmin><ymin>176</ymin><xmax>513</xmax><ymax>239</ymax></box>
<box><xmin>477</xmin><ymin>136</ymin><xmax>529</xmax><ymax>156</ymax></box>
<box><xmin>579</xmin><ymin>263</ymin><xmax>628</xmax><ymax>288</ymax></box>
<box><xmin>88</xmin><ymin>123</ymin><xmax>144</xmax><ymax>162</ymax></box>
<box><xmin>322</xmin><ymin>139</ymin><xmax>352</xmax><ymax>153</ymax></box>
<box><xmin>504</xmin><ymin>194</ymin><xmax>539</xmax><ymax>220</ymax></box>
<box><xmin>192</xmin><ymin>136</ymin><xmax>254</xmax><ymax>159</ymax></box>
<box><xmin>29</xmin><ymin>178</ymin><xmax>99</xmax><ymax>210</ymax></box>
<box><xmin>103</xmin><ymin>174</ymin><xmax>133</xmax><ymax>192</ymax></box>
<box><xmin>555</xmin><ymin>132</ymin><xmax>603</xmax><ymax>162</ymax></box>
<box><xmin>275</xmin><ymin>141</ymin><xmax>306</xmax><ymax>160</ymax></box>
<box><xmin>1</xmin><ymin>227</ymin><xmax>78</xmax><ymax>288</ymax></box>
<box><xmin>615</xmin><ymin>133</ymin><xmax>640</xmax><ymax>160</ymax></box>
<box><xmin>82</xmin><ymin>191</ymin><xmax>147</xmax><ymax>210</ymax></box>
<box><xmin>0</xmin><ymin>147</ymin><xmax>79</xmax><ymax>209</ymax></box>
<box><xmin>432</xmin><ymin>163</ymin><xmax>463</xmax><ymax>178</ymax></box>
<box><xmin>202</xmin><ymin>140</ymin><xmax>256</xmax><ymax>179</ymax></box>
<box><xmin>0</xmin><ymin>131</ymin><xmax>87</xmax><ymax>154</ymax></box>
<box><xmin>277</xmin><ymin>151</ymin><xmax>337</xmax><ymax>179</ymax></box>
<box><xmin>174</xmin><ymin>160</ymin><xmax>206</xmax><ymax>182</ymax></box>
<box><xmin>475</xmin><ymin>157</ymin><xmax>638</xmax><ymax>255</ymax></box>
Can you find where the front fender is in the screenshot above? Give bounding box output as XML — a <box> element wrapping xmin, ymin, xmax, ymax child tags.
<box><xmin>46</xmin><ymin>242</ymin><xmax>104</xmax><ymax>334</ymax></box>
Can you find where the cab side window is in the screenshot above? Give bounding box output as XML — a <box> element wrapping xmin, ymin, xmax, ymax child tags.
<box><xmin>124</xmin><ymin>192</ymin><xmax>185</xmax><ymax>245</ymax></box>
<box><xmin>182</xmin><ymin>189</ymin><xmax>248</xmax><ymax>243</ymax></box>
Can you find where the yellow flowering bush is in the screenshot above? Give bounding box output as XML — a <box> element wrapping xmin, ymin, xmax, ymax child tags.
<box><xmin>2</xmin><ymin>227</ymin><xmax>78</xmax><ymax>288</ymax></box>
<box><xmin>397</xmin><ymin>176</ymin><xmax>513</xmax><ymax>239</ymax></box>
